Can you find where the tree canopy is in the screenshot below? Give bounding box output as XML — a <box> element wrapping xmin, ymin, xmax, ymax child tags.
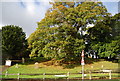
<box><xmin>28</xmin><ymin>1</ymin><xmax>119</xmax><ymax>61</ymax></box>
<box><xmin>2</xmin><ymin>25</ymin><xmax>27</xmax><ymax>59</ymax></box>
<box><xmin>28</xmin><ymin>25</ymin><xmax>85</xmax><ymax>60</ymax></box>
<box><xmin>87</xmin><ymin>13</ymin><xmax>120</xmax><ymax>59</ymax></box>
<box><xmin>38</xmin><ymin>2</ymin><xmax>110</xmax><ymax>33</ymax></box>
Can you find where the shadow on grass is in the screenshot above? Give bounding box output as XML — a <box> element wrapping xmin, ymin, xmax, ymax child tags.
<box><xmin>23</xmin><ymin>57</ymin><xmax>103</xmax><ymax>69</ymax></box>
<box><xmin>62</xmin><ymin>57</ymin><xmax>102</xmax><ymax>69</ymax></box>
<box><xmin>22</xmin><ymin>57</ymin><xmax>50</xmax><ymax>65</ymax></box>
<box><xmin>20</xmin><ymin>57</ymin><xmax>118</xmax><ymax>70</ymax></box>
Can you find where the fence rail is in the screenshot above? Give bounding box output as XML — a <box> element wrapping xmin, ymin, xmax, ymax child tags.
<box><xmin>1</xmin><ymin>71</ymin><xmax>119</xmax><ymax>80</ymax></box>
<box><xmin>0</xmin><ymin>72</ymin><xmax>118</xmax><ymax>75</ymax></box>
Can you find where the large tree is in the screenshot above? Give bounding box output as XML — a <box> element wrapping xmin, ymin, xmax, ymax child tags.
<box><xmin>2</xmin><ymin>25</ymin><xmax>27</xmax><ymax>59</ymax></box>
<box><xmin>28</xmin><ymin>1</ymin><xmax>110</xmax><ymax>60</ymax></box>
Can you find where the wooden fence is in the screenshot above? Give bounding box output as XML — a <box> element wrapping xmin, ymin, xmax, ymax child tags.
<box><xmin>1</xmin><ymin>70</ymin><xmax>119</xmax><ymax>80</ymax></box>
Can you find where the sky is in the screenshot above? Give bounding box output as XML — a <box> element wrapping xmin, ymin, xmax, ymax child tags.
<box><xmin>0</xmin><ymin>0</ymin><xmax>119</xmax><ymax>38</ymax></box>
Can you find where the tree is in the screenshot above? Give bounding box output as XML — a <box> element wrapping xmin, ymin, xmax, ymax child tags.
<box><xmin>98</xmin><ymin>37</ymin><xmax>120</xmax><ymax>58</ymax></box>
<box><xmin>28</xmin><ymin>25</ymin><xmax>85</xmax><ymax>60</ymax></box>
<box><xmin>98</xmin><ymin>13</ymin><xmax>120</xmax><ymax>59</ymax></box>
<box><xmin>2</xmin><ymin>25</ymin><xmax>27</xmax><ymax>59</ymax></box>
<box><xmin>38</xmin><ymin>2</ymin><xmax>110</xmax><ymax>34</ymax></box>
<box><xmin>87</xmin><ymin>13</ymin><xmax>120</xmax><ymax>59</ymax></box>
<box><xmin>28</xmin><ymin>1</ymin><xmax>111</xmax><ymax>60</ymax></box>
<box><xmin>110</xmin><ymin>13</ymin><xmax>120</xmax><ymax>37</ymax></box>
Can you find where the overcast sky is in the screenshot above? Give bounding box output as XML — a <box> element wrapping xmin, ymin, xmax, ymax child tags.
<box><xmin>0</xmin><ymin>0</ymin><xmax>119</xmax><ymax>38</ymax></box>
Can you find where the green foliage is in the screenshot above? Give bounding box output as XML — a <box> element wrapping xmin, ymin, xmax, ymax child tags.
<box><xmin>28</xmin><ymin>27</ymin><xmax>58</xmax><ymax>58</ymax></box>
<box><xmin>88</xmin><ymin>22</ymin><xmax>112</xmax><ymax>42</ymax></box>
<box><xmin>110</xmin><ymin>13</ymin><xmax>120</xmax><ymax>37</ymax></box>
<box><xmin>38</xmin><ymin>2</ymin><xmax>110</xmax><ymax>33</ymax></box>
<box><xmin>28</xmin><ymin>25</ymin><xmax>85</xmax><ymax>59</ymax></box>
<box><xmin>98</xmin><ymin>36</ymin><xmax>120</xmax><ymax>58</ymax></box>
<box><xmin>2</xmin><ymin>25</ymin><xmax>27</xmax><ymax>59</ymax></box>
<box><xmin>89</xmin><ymin>13</ymin><xmax>120</xmax><ymax>58</ymax></box>
<box><xmin>28</xmin><ymin>2</ymin><xmax>119</xmax><ymax>60</ymax></box>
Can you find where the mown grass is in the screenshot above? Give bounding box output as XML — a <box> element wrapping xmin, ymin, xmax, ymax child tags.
<box><xmin>1</xmin><ymin>58</ymin><xmax>119</xmax><ymax>79</ymax></box>
<box><xmin>2</xmin><ymin>73</ymin><xmax>119</xmax><ymax>78</ymax></box>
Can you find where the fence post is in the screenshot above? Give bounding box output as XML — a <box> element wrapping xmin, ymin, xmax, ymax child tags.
<box><xmin>109</xmin><ymin>71</ymin><xmax>111</xmax><ymax>79</ymax></box>
<box><xmin>5</xmin><ymin>70</ymin><xmax>8</xmax><ymax>77</ymax></box>
<box><xmin>43</xmin><ymin>73</ymin><xmax>45</xmax><ymax>80</ymax></box>
<box><xmin>15</xmin><ymin>64</ymin><xmax>19</xmax><ymax>68</ymax></box>
<box><xmin>67</xmin><ymin>72</ymin><xmax>70</xmax><ymax>76</ymax></box>
<box><xmin>17</xmin><ymin>73</ymin><xmax>20</xmax><ymax>79</ymax></box>
<box><xmin>89</xmin><ymin>71</ymin><xmax>92</xmax><ymax>80</ymax></box>
<box><xmin>22</xmin><ymin>58</ymin><xmax>25</xmax><ymax>64</ymax></box>
<box><xmin>67</xmin><ymin>72</ymin><xmax>70</xmax><ymax>80</ymax></box>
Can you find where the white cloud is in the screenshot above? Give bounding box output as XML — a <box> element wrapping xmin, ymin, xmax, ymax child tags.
<box><xmin>2</xmin><ymin>1</ymin><xmax>51</xmax><ymax>37</ymax></box>
<box><xmin>1</xmin><ymin>1</ymin><xmax>118</xmax><ymax>38</ymax></box>
<box><xmin>26</xmin><ymin>2</ymin><xmax>35</xmax><ymax>14</ymax></box>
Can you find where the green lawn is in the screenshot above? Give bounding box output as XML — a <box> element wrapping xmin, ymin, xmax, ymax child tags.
<box><xmin>2</xmin><ymin>60</ymin><xmax>119</xmax><ymax>74</ymax></box>
<box><xmin>1</xmin><ymin>59</ymin><xmax>119</xmax><ymax>79</ymax></box>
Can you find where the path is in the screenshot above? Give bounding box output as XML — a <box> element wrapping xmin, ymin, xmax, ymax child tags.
<box><xmin>0</xmin><ymin>65</ymin><xmax>9</xmax><ymax>73</ymax></box>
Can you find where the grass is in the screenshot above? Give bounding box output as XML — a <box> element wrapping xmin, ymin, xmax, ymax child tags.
<box><xmin>1</xmin><ymin>58</ymin><xmax>119</xmax><ymax>79</ymax></box>
<box><xmin>2</xmin><ymin>62</ymin><xmax>118</xmax><ymax>74</ymax></box>
<box><xmin>3</xmin><ymin>74</ymin><xmax>118</xmax><ymax>79</ymax></box>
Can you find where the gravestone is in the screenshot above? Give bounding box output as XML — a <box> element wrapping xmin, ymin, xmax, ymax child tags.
<box><xmin>15</xmin><ymin>64</ymin><xmax>19</xmax><ymax>68</ymax></box>
<box><xmin>5</xmin><ymin>60</ymin><xmax>11</xmax><ymax>66</ymax></box>
<box><xmin>34</xmin><ymin>62</ymin><xmax>39</xmax><ymax>69</ymax></box>
<box><xmin>22</xmin><ymin>58</ymin><xmax>25</xmax><ymax>63</ymax></box>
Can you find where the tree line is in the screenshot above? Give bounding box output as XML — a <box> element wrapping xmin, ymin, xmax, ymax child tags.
<box><xmin>2</xmin><ymin>2</ymin><xmax>120</xmax><ymax>62</ymax></box>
